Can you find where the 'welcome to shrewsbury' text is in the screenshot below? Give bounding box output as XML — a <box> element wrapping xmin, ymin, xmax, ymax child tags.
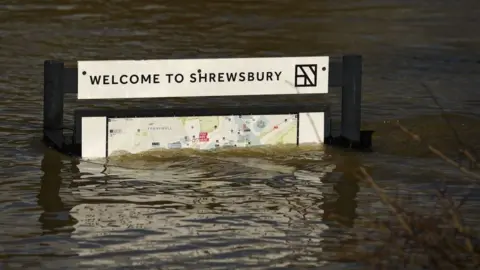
<box><xmin>88</xmin><ymin>71</ymin><xmax>283</xmax><ymax>85</ymax></box>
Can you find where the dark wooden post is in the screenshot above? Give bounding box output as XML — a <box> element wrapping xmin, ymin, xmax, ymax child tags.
<box><xmin>341</xmin><ymin>55</ymin><xmax>362</xmax><ymax>142</ymax></box>
<box><xmin>43</xmin><ymin>60</ymin><xmax>65</xmax><ymax>150</ymax></box>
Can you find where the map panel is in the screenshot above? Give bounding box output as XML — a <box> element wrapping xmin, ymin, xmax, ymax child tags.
<box><xmin>107</xmin><ymin>114</ymin><xmax>298</xmax><ymax>155</ymax></box>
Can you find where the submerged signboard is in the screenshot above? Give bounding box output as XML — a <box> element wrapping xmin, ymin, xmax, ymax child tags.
<box><xmin>77</xmin><ymin>56</ymin><xmax>329</xmax><ymax>99</ymax></box>
<box><xmin>43</xmin><ymin>54</ymin><xmax>372</xmax><ymax>159</ymax></box>
<box><xmin>108</xmin><ymin>114</ymin><xmax>298</xmax><ymax>155</ymax></box>
<box><xmin>80</xmin><ymin>113</ymin><xmax>327</xmax><ymax>159</ymax></box>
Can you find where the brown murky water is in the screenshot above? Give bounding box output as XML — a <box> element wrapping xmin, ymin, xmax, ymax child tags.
<box><xmin>1</xmin><ymin>0</ymin><xmax>480</xmax><ymax>269</ymax></box>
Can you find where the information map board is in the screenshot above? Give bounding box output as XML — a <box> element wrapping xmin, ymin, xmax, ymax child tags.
<box><xmin>80</xmin><ymin>112</ymin><xmax>327</xmax><ymax>159</ymax></box>
<box><xmin>108</xmin><ymin>114</ymin><xmax>297</xmax><ymax>155</ymax></box>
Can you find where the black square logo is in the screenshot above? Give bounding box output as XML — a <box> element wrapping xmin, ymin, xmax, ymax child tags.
<box><xmin>294</xmin><ymin>64</ymin><xmax>318</xmax><ymax>87</ymax></box>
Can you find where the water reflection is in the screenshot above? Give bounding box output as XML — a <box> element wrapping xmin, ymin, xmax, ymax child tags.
<box><xmin>63</xmin><ymin>148</ymin><xmax>344</xmax><ymax>268</ymax></box>
<box><xmin>38</xmin><ymin>149</ymin><xmax>77</xmax><ymax>233</ymax></box>
<box><xmin>0</xmin><ymin>149</ymin><xmax>81</xmax><ymax>269</ymax></box>
<box><xmin>323</xmin><ymin>155</ymin><xmax>361</xmax><ymax>228</ymax></box>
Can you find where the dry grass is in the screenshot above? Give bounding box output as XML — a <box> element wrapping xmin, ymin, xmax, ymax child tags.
<box><xmin>352</xmin><ymin>166</ymin><xmax>480</xmax><ymax>269</ymax></box>
<box><xmin>330</xmin><ymin>121</ymin><xmax>480</xmax><ymax>269</ymax></box>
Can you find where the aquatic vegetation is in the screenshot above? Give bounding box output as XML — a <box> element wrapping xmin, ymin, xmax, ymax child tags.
<box><xmin>331</xmin><ymin>121</ymin><xmax>480</xmax><ymax>269</ymax></box>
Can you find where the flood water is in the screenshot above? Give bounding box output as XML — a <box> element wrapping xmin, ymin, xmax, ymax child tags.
<box><xmin>1</xmin><ymin>0</ymin><xmax>480</xmax><ymax>269</ymax></box>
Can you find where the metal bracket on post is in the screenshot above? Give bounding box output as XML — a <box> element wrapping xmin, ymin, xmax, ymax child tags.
<box><xmin>43</xmin><ymin>60</ymin><xmax>65</xmax><ymax>151</ymax></box>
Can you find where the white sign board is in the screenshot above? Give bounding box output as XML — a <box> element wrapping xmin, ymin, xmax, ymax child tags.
<box><xmin>77</xmin><ymin>56</ymin><xmax>329</xmax><ymax>99</ymax></box>
<box><xmin>81</xmin><ymin>113</ymin><xmax>326</xmax><ymax>159</ymax></box>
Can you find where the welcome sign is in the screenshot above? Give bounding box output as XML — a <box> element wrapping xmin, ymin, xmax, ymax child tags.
<box><xmin>77</xmin><ymin>56</ymin><xmax>329</xmax><ymax>99</ymax></box>
<box><xmin>43</xmin><ymin>54</ymin><xmax>369</xmax><ymax>160</ymax></box>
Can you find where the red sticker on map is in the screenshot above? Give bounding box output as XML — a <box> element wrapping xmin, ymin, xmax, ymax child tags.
<box><xmin>199</xmin><ymin>132</ymin><xmax>209</xmax><ymax>142</ymax></box>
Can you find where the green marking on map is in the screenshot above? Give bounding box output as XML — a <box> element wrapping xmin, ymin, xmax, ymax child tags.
<box><xmin>199</xmin><ymin>117</ymin><xmax>219</xmax><ymax>133</ymax></box>
<box><xmin>179</xmin><ymin>117</ymin><xmax>199</xmax><ymax>125</ymax></box>
<box><xmin>278</xmin><ymin>125</ymin><xmax>297</xmax><ymax>143</ymax></box>
<box><xmin>264</xmin><ymin>125</ymin><xmax>296</xmax><ymax>144</ymax></box>
<box><xmin>177</xmin><ymin>116</ymin><xmax>219</xmax><ymax>133</ymax></box>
